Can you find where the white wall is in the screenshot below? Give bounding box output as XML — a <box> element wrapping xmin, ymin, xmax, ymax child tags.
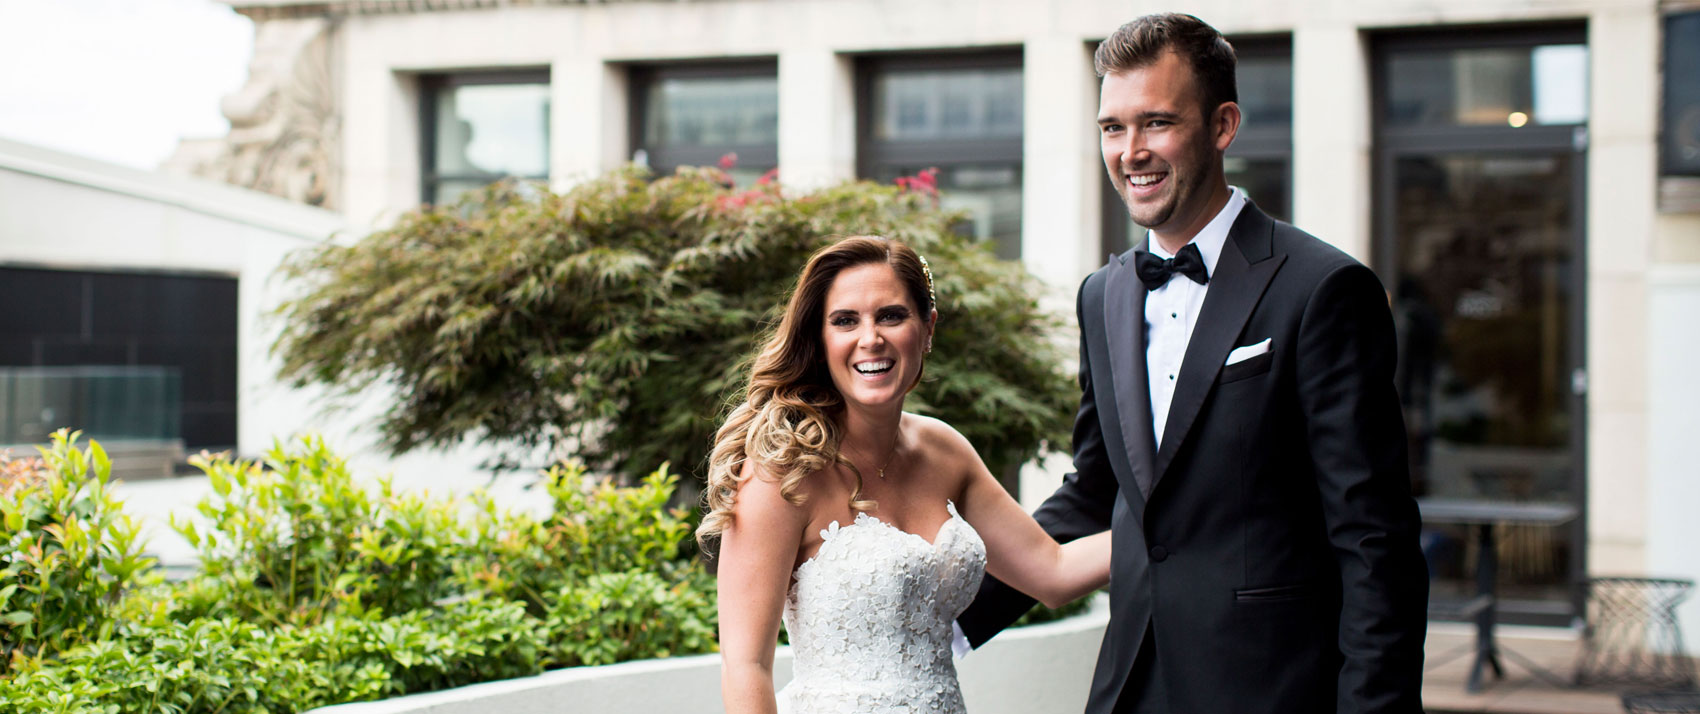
<box><xmin>1645</xmin><ymin>266</ymin><xmax>1700</xmax><ymax>651</ymax></box>
<box><xmin>0</xmin><ymin>138</ymin><xmax>534</xmax><ymax>568</ymax></box>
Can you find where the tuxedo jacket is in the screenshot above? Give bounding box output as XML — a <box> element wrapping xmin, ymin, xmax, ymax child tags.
<box><xmin>957</xmin><ymin>203</ymin><xmax>1428</xmax><ymax>714</ymax></box>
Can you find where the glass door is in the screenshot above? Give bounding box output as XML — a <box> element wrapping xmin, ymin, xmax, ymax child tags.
<box><xmin>1374</xmin><ymin>26</ymin><xmax>1588</xmax><ymax>624</ymax></box>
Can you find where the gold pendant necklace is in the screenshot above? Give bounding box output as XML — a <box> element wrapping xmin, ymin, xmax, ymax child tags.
<box><xmin>859</xmin><ymin>424</ymin><xmax>903</xmax><ymax>480</ymax></box>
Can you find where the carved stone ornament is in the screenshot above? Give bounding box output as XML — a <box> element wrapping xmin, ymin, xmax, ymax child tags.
<box><xmin>163</xmin><ymin>15</ymin><xmax>340</xmax><ymax>209</ymax></box>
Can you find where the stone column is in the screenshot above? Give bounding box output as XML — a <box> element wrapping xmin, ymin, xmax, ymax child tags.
<box><xmin>1291</xmin><ymin>23</ymin><xmax>1372</xmax><ymax>262</ymax></box>
<box><xmin>777</xmin><ymin>46</ymin><xmax>855</xmax><ymax>191</ymax></box>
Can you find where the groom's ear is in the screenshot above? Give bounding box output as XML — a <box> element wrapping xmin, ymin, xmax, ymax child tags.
<box><xmin>1212</xmin><ymin>100</ymin><xmax>1242</xmax><ymax>153</ymax></box>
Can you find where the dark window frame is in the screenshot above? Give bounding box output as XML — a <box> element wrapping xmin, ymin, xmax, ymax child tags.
<box><xmin>1370</xmin><ymin>21</ymin><xmax>1589</xmax><ymax>627</ymax></box>
<box><xmin>418</xmin><ymin>69</ymin><xmax>552</xmax><ymax>205</ymax></box>
<box><xmin>1099</xmin><ymin>35</ymin><xmax>1294</xmax><ymax>259</ymax></box>
<box><xmin>627</xmin><ymin>59</ymin><xmax>780</xmax><ymax>176</ymax></box>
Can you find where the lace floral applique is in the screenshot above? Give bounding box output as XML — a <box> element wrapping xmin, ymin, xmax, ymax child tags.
<box><xmin>779</xmin><ymin>501</ymin><xmax>986</xmax><ymax>714</ymax></box>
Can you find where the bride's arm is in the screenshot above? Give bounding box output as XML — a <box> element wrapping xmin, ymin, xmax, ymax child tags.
<box><xmin>946</xmin><ymin>426</ymin><xmax>1112</xmax><ymax>609</ymax></box>
<box><xmin>717</xmin><ymin>464</ymin><xmax>807</xmax><ymax>714</ymax></box>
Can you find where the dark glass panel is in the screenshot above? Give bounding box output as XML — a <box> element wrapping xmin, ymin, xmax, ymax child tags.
<box><xmin>1392</xmin><ymin>152</ymin><xmax>1576</xmax><ymax>607</ymax></box>
<box><xmin>872</xmin><ymin>164</ymin><xmax>1023</xmax><ymax>260</ymax></box>
<box><xmin>1385</xmin><ymin>44</ymin><xmax>1588</xmax><ymax>128</ymax></box>
<box><xmin>871</xmin><ymin>68</ymin><xmax>1023</xmax><ymax>142</ymax></box>
<box><xmin>0</xmin><ymin>268</ymin><xmax>83</xmax><ymax>337</ymax></box>
<box><xmin>643</xmin><ymin>75</ymin><xmax>779</xmax><ymax>148</ymax></box>
<box><xmin>1237</xmin><ymin>54</ymin><xmax>1293</xmax><ymax>130</ymax></box>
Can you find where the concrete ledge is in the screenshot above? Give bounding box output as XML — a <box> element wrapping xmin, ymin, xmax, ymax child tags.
<box><xmin>307</xmin><ymin>595</ymin><xmax>1110</xmax><ymax>714</ymax></box>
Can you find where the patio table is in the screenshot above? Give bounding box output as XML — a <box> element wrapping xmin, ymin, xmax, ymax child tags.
<box><xmin>1419</xmin><ymin>497</ymin><xmax>1580</xmax><ymax>694</ymax></box>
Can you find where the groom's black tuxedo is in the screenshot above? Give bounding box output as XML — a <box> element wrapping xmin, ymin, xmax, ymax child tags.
<box><xmin>958</xmin><ymin>202</ymin><xmax>1428</xmax><ymax>714</ymax></box>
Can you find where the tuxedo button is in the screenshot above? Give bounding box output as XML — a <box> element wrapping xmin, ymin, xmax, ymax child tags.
<box><xmin>1148</xmin><ymin>545</ymin><xmax>1168</xmax><ymax>562</ymax></box>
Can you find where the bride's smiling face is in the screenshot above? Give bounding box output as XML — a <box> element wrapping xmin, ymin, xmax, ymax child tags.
<box><xmin>821</xmin><ymin>262</ymin><xmax>934</xmax><ymax>412</ymax></box>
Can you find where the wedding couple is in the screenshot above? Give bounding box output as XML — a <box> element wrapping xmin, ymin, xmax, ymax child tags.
<box><xmin>699</xmin><ymin>13</ymin><xmax>1429</xmax><ymax>714</ymax></box>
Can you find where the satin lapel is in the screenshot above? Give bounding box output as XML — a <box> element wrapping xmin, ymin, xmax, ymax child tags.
<box><xmin>1102</xmin><ymin>247</ymin><xmax>1158</xmax><ymax>506</ymax></box>
<box><xmin>1150</xmin><ymin>206</ymin><xmax>1286</xmax><ymax>490</ymax></box>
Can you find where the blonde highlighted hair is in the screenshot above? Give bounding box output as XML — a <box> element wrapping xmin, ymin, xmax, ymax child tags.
<box><xmin>696</xmin><ymin>236</ymin><xmax>934</xmax><ymax>553</ymax></box>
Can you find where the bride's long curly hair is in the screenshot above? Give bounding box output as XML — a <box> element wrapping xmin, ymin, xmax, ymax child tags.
<box><xmin>696</xmin><ymin>236</ymin><xmax>934</xmax><ymax>553</ymax></box>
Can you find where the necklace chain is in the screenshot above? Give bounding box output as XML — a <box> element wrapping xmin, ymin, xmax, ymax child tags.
<box><xmin>852</xmin><ymin>424</ymin><xmax>903</xmax><ymax>480</ymax></box>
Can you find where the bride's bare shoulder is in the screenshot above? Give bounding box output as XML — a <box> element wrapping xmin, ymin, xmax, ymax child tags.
<box><xmin>904</xmin><ymin>412</ymin><xmax>972</xmax><ymax>450</ymax></box>
<box><xmin>903</xmin><ymin>413</ymin><xmax>986</xmax><ymax>476</ymax></box>
<box><xmin>729</xmin><ymin>458</ymin><xmax>822</xmax><ymax>530</ymax></box>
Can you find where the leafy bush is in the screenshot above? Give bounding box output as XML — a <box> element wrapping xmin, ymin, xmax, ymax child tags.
<box><xmin>0</xmin><ymin>431</ymin><xmax>153</xmax><ymax>672</ymax></box>
<box><xmin>542</xmin><ymin>569</ymin><xmax>718</xmax><ymax>668</ymax></box>
<box><xmin>1</xmin><ymin>437</ymin><xmax>722</xmax><ymax>711</ymax></box>
<box><xmin>0</xmin><ymin>599</ymin><xmax>543</xmax><ymax>714</ymax></box>
<box><xmin>272</xmin><ymin>168</ymin><xmax>1075</xmax><ymax>485</ymax></box>
<box><xmin>0</xmin><ymin>431</ymin><xmax>1084</xmax><ymax>712</ymax></box>
<box><xmin>461</xmin><ymin>461</ymin><xmax>696</xmax><ymax>613</ymax></box>
<box><xmin>173</xmin><ymin>437</ymin><xmax>468</xmax><ymax>624</ymax></box>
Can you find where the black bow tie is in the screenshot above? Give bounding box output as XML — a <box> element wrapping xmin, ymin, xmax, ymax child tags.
<box><xmin>1135</xmin><ymin>243</ymin><xmax>1209</xmax><ymax>291</ymax></box>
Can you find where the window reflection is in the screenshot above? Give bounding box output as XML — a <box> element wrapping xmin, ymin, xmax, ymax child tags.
<box><xmin>1392</xmin><ymin>152</ymin><xmax>1577</xmax><ymax>609</ymax></box>
<box><xmin>876</xmin><ymin>165</ymin><xmax>1023</xmax><ymax>260</ymax></box>
<box><xmin>433</xmin><ymin>84</ymin><xmax>550</xmax><ymax>178</ymax></box>
<box><xmin>643</xmin><ymin>76</ymin><xmax>778</xmax><ymax>148</ymax></box>
<box><xmin>1237</xmin><ymin>55</ymin><xmax>1293</xmax><ymax>130</ymax></box>
<box><xmin>1386</xmin><ymin>44</ymin><xmax>1588</xmax><ymax>127</ymax></box>
<box><xmin>631</xmin><ymin>63</ymin><xmax>779</xmax><ymax>184</ymax></box>
<box><xmin>424</xmin><ymin>74</ymin><xmax>550</xmax><ymax>205</ymax></box>
<box><xmin>872</xmin><ymin>69</ymin><xmax>1023</xmax><ymax>141</ymax></box>
<box><xmin>862</xmin><ymin>56</ymin><xmax>1024</xmax><ymax>259</ymax></box>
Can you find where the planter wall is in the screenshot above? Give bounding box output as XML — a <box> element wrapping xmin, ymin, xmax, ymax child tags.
<box><xmin>308</xmin><ymin>596</ymin><xmax>1109</xmax><ymax>714</ymax></box>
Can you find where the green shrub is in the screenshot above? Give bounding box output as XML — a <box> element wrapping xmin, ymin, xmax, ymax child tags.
<box><xmin>0</xmin><ymin>599</ymin><xmax>543</xmax><ymax>714</ymax></box>
<box><xmin>542</xmin><ymin>569</ymin><xmax>718</xmax><ymax>668</ymax></box>
<box><xmin>173</xmin><ymin>436</ymin><xmax>468</xmax><ymax>624</ymax></box>
<box><xmin>0</xmin><ymin>431</ymin><xmax>154</xmax><ymax>673</ymax></box>
<box><xmin>272</xmin><ymin>168</ymin><xmax>1075</xmax><ymax>486</ymax></box>
<box><xmin>462</xmin><ymin>462</ymin><xmax>696</xmax><ymax>613</ymax></box>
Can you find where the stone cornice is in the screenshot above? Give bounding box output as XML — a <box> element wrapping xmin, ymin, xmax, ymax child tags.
<box><xmin>224</xmin><ymin>0</ymin><xmax>727</xmax><ymax>22</ymax></box>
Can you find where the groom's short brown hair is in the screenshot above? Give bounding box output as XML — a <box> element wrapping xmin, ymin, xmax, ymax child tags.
<box><xmin>1094</xmin><ymin>13</ymin><xmax>1238</xmax><ymax>116</ymax></box>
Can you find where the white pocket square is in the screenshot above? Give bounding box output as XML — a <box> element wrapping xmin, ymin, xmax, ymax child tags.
<box><xmin>1224</xmin><ymin>338</ymin><xmax>1272</xmax><ymax>366</ymax></box>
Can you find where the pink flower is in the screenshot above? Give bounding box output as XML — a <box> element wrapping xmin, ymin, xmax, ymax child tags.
<box><xmin>757</xmin><ymin>167</ymin><xmax>780</xmax><ymax>186</ymax></box>
<box><xmin>718</xmin><ymin>152</ymin><xmax>739</xmax><ymax>171</ymax></box>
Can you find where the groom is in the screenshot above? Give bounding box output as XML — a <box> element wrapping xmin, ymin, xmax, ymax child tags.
<box><xmin>957</xmin><ymin>13</ymin><xmax>1429</xmax><ymax>714</ymax></box>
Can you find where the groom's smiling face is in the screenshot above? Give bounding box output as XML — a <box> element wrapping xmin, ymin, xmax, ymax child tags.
<box><xmin>1098</xmin><ymin>49</ymin><xmax>1238</xmax><ymax>248</ymax></box>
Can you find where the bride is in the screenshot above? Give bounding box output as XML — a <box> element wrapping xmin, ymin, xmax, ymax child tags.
<box><xmin>698</xmin><ymin>236</ymin><xmax>1112</xmax><ymax>714</ymax></box>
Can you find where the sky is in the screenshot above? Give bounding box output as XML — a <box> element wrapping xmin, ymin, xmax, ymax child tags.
<box><xmin>0</xmin><ymin>0</ymin><xmax>253</xmax><ymax>170</ymax></box>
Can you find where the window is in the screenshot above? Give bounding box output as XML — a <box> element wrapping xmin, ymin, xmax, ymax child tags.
<box><xmin>858</xmin><ymin>51</ymin><xmax>1024</xmax><ymax>259</ymax></box>
<box><xmin>1663</xmin><ymin>10</ymin><xmax>1700</xmax><ymax>177</ymax></box>
<box><xmin>420</xmin><ymin>70</ymin><xmax>551</xmax><ymax>205</ymax></box>
<box><xmin>0</xmin><ymin>266</ymin><xmax>237</xmax><ymax>451</ymax></box>
<box><xmin>629</xmin><ymin>61</ymin><xmax>779</xmax><ymax>185</ymax></box>
<box><xmin>1101</xmin><ymin>36</ymin><xmax>1293</xmax><ymax>258</ymax></box>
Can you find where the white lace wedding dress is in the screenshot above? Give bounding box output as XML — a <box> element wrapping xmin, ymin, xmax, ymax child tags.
<box><xmin>778</xmin><ymin>501</ymin><xmax>987</xmax><ymax>713</ymax></box>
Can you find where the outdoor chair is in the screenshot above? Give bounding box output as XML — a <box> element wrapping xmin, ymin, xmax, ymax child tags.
<box><xmin>1574</xmin><ymin>577</ymin><xmax>1697</xmax><ymax>690</ymax></box>
<box><xmin>1622</xmin><ymin>691</ymin><xmax>1700</xmax><ymax>713</ymax></box>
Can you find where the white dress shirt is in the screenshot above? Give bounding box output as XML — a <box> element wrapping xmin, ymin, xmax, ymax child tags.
<box><xmin>1145</xmin><ymin>188</ymin><xmax>1247</xmax><ymax>447</ymax></box>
